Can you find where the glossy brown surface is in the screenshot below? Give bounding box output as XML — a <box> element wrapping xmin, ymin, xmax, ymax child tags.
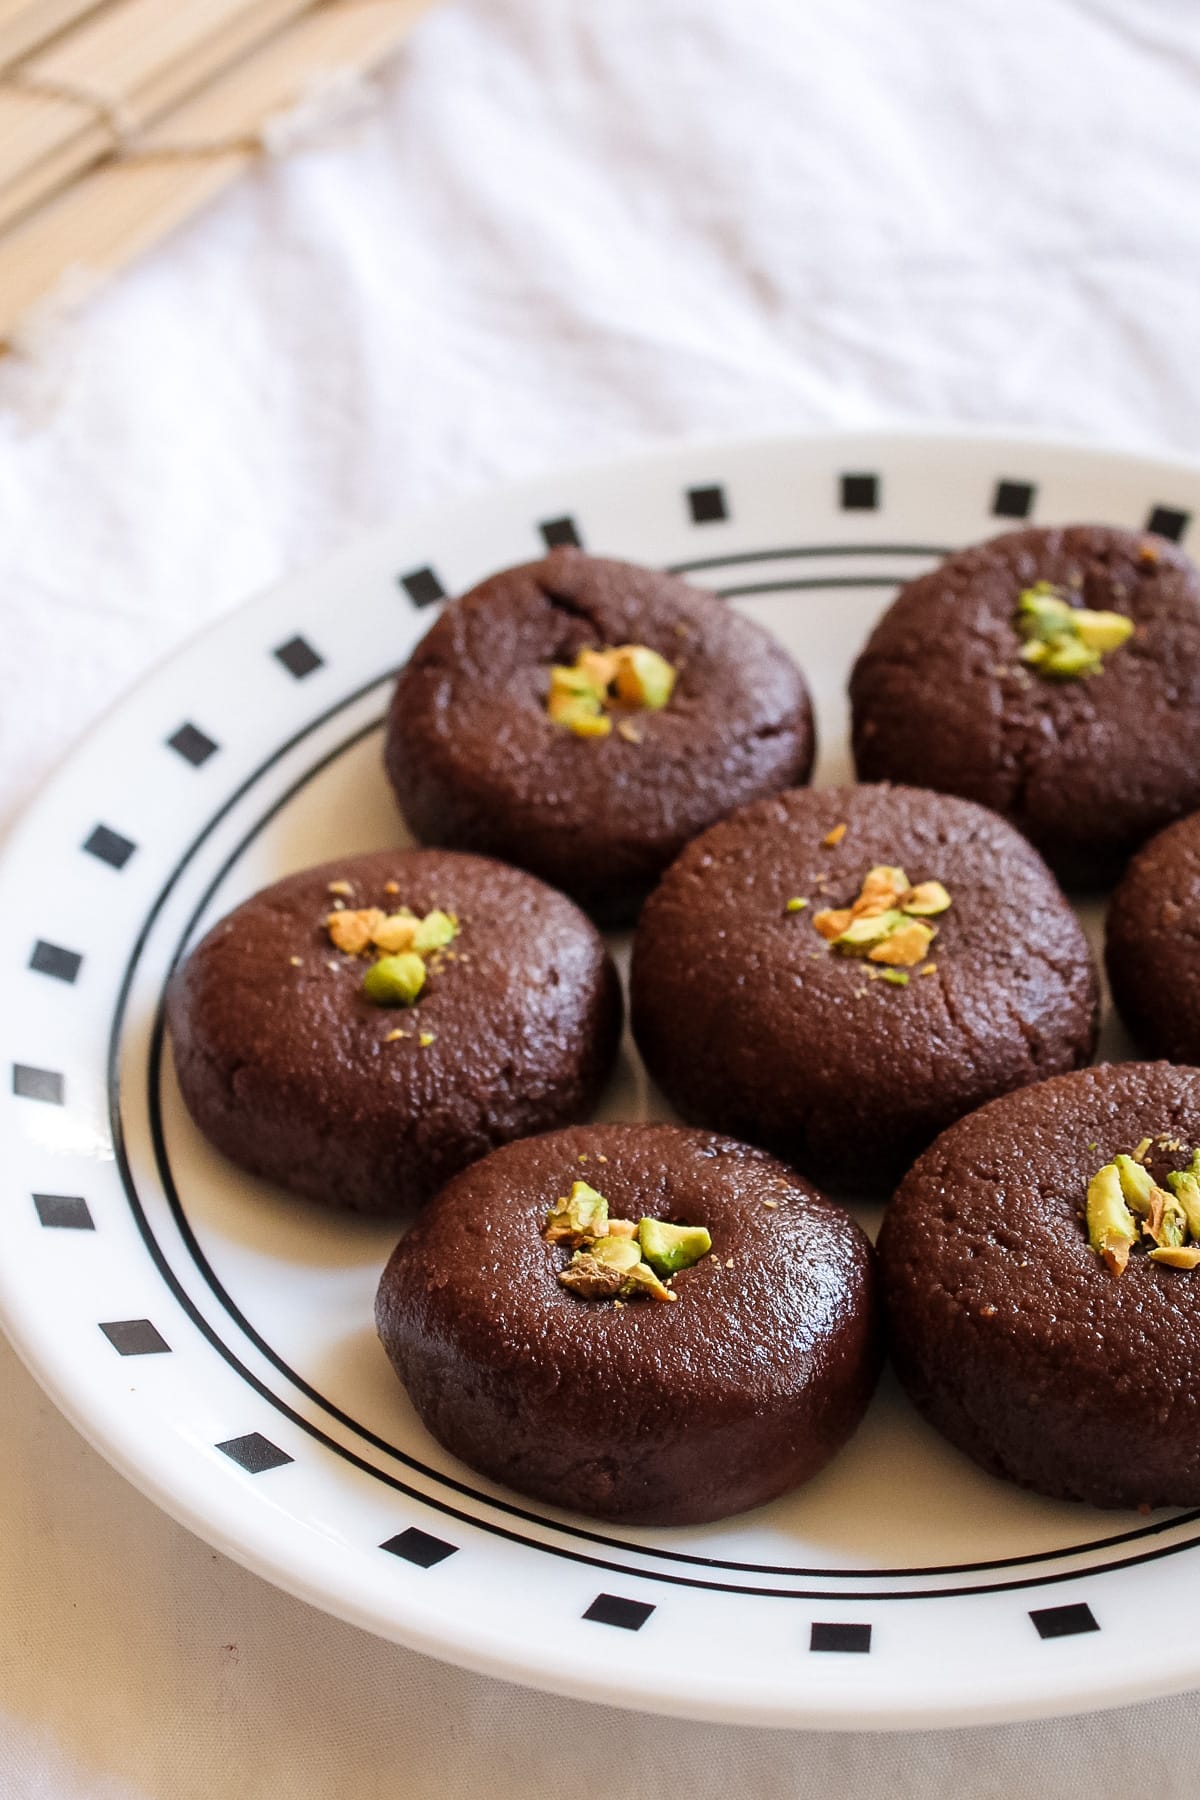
<box><xmin>167</xmin><ymin>848</ymin><xmax>622</xmax><ymax>1214</ymax></box>
<box><xmin>879</xmin><ymin>1062</ymin><xmax>1200</xmax><ymax>1509</ymax></box>
<box><xmin>385</xmin><ymin>548</ymin><xmax>815</xmax><ymax>921</ymax></box>
<box><xmin>850</xmin><ymin>525</ymin><xmax>1200</xmax><ymax>886</ymax></box>
<box><xmin>630</xmin><ymin>783</ymin><xmax>1099</xmax><ymax>1195</ymax></box>
<box><xmin>1106</xmin><ymin>810</ymin><xmax>1200</xmax><ymax>1063</ymax></box>
<box><xmin>375</xmin><ymin>1123</ymin><xmax>881</xmax><ymax>1524</ymax></box>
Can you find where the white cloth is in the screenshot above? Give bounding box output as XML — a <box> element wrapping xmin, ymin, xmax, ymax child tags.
<box><xmin>4</xmin><ymin>0</ymin><xmax>1200</xmax><ymax>1792</ymax></box>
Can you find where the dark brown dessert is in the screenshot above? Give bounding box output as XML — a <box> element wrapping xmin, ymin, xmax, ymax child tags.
<box><xmin>850</xmin><ymin>525</ymin><xmax>1200</xmax><ymax>886</ymax></box>
<box><xmin>878</xmin><ymin>1062</ymin><xmax>1200</xmax><ymax>1509</ymax></box>
<box><xmin>1106</xmin><ymin>809</ymin><xmax>1200</xmax><ymax>1063</ymax></box>
<box><xmin>384</xmin><ymin>548</ymin><xmax>815</xmax><ymax>921</ymax></box>
<box><xmin>630</xmin><ymin>783</ymin><xmax>1100</xmax><ymax>1194</ymax></box>
<box><xmin>166</xmin><ymin>848</ymin><xmax>622</xmax><ymax>1214</ymax></box>
<box><xmin>375</xmin><ymin>1123</ymin><xmax>881</xmax><ymax>1525</ymax></box>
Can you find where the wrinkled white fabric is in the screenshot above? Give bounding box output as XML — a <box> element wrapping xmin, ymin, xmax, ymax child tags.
<box><xmin>4</xmin><ymin>0</ymin><xmax>1200</xmax><ymax>1792</ymax></box>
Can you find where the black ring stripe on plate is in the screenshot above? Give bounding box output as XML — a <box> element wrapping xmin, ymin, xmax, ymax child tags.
<box><xmin>99</xmin><ymin>1319</ymin><xmax>171</xmax><ymax>1356</ymax></box>
<box><xmin>687</xmin><ymin>485</ymin><xmax>728</xmax><ymax>524</ymax></box>
<box><xmin>810</xmin><ymin>1622</ymin><xmax>871</xmax><ymax>1654</ymax></box>
<box><xmin>1030</xmin><ymin>1602</ymin><xmax>1099</xmax><ymax>1639</ymax></box>
<box><xmin>13</xmin><ymin>1064</ymin><xmax>64</xmax><ymax>1103</ymax></box>
<box><xmin>33</xmin><ymin>1193</ymin><xmax>94</xmax><ymax>1229</ymax></box>
<box><xmin>382</xmin><ymin>1527</ymin><xmax>457</xmax><ymax>1568</ymax></box>
<box><xmin>539</xmin><ymin>517</ymin><xmax>581</xmax><ymax>549</ymax></box>
<box><xmin>273</xmin><ymin>636</ymin><xmax>324</xmax><ymax>680</ymax></box>
<box><xmin>1146</xmin><ymin>506</ymin><xmax>1190</xmax><ymax>542</ymax></box>
<box><xmin>667</xmin><ymin>543</ymin><xmax>953</xmax><ymax>575</ymax></box>
<box><xmin>399</xmin><ymin>567</ymin><xmax>446</xmax><ymax>607</ymax></box>
<box><xmin>30</xmin><ymin>940</ymin><xmax>82</xmax><ymax>983</ymax></box>
<box><xmin>992</xmin><ymin>480</ymin><xmax>1035</xmax><ymax>519</ymax></box>
<box><xmin>83</xmin><ymin>824</ymin><xmax>136</xmax><ymax>869</ymax></box>
<box><xmin>168</xmin><ymin>724</ymin><xmax>219</xmax><ymax>767</ymax></box>
<box><xmin>583</xmin><ymin>1595</ymin><xmax>654</xmax><ymax>1630</ymax></box>
<box><xmin>103</xmin><ymin>553</ymin><xmax>1200</xmax><ymax>1596</ymax></box>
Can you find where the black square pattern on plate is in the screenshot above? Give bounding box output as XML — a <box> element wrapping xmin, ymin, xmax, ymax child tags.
<box><xmin>29</xmin><ymin>940</ymin><xmax>82</xmax><ymax>983</ymax></box>
<box><xmin>273</xmin><ymin>635</ymin><xmax>324</xmax><ymax>680</ymax></box>
<box><xmin>83</xmin><ymin>824</ymin><xmax>135</xmax><ymax>869</ymax></box>
<box><xmin>540</xmin><ymin>516</ymin><xmax>582</xmax><ymax>550</ymax></box>
<box><xmin>33</xmin><ymin>1193</ymin><xmax>94</xmax><ymax>1230</ymax></box>
<box><xmin>583</xmin><ymin>1594</ymin><xmax>655</xmax><ymax>1632</ymax></box>
<box><xmin>381</xmin><ymin>1527</ymin><xmax>458</xmax><ymax>1569</ymax></box>
<box><xmin>216</xmin><ymin>1432</ymin><xmax>294</xmax><ymax>1474</ymax></box>
<box><xmin>1146</xmin><ymin>505</ymin><xmax>1190</xmax><ymax>542</ymax></box>
<box><xmin>167</xmin><ymin>723</ymin><xmax>219</xmax><ymax>767</ymax></box>
<box><xmin>687</xmin><ymin>484</ymin><xmax>728</xmax><ymax>524</ymax></box>
<box><xmin>809</xmin><ymin>1621</ymin><xmax>872</xmax><ymax>1655</ymax></box>
<box><xmin>840</xmin><ymin>473</ymin><xmax>879</xmax><ymax>511</ymax></box>
<box><xmin>13</xmin><ymin>1064</ymin><xmax>63</xmax><ymax>1104</ymax></box>
<box><xmin>99</xmin><ymin>1318</ymin><xmax>170</xmax><ymax>1357</ymax></box>
<box><xmin>1030</xmin><ymin>1602</ymin><xmax>1099</xmax><ymax>1640</ymax></box>
<box><xmin>400</xmin><ymin>566</ymin><xmax>447</xmax><ymax>607</ymax></box>
<box><xmin>993</xmin><ymin>479</ymin><xmax>1035</xmax><ymax>519</ymax></box>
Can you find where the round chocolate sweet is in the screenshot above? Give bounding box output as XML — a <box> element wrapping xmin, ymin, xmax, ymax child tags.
<box><xmin>166</xmin><ymin>849</ymin><xmax>622</xmax><ymax>1214</ymax></box>
<box><xmin>850</xmin><ymin>525</ymin><xmax>1200</xmax><ymax>886</ymax></box>
<box><xmin>384</xmin><ymin>548</ymin><xmax>815</xmax><ymax>921</ymax></box>
<box><xmin>630</xmin><ymin>783</ymin><xmax>1100</xmax><ymax>1194</ymax></box>
<box><xmin>1106</xmin><ymin>809</ymin><xmax>1200</xmax><ymax>1062</ymax></box>
<box><xmin>375</xmin><ymin>1123</ymin><xmax>880</xmax><ymax>1525</ymax></box>
<box><xmin>878</xmin><ymin>1062</ymin><xmax>1200</xmax><ymax>1509</ymax></box>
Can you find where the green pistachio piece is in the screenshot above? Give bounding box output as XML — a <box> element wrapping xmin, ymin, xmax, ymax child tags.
<box><xmin>1114</xmin><ymin>1154</ymin><xmax>1157</xmax><ymax>1214</ymax></box>
<box><xmin>1041</xmin><ymin>637</ymin><xmax>1101</xmax><ymax>679</ymax></box>
<box><xmin>1017</xmin><ymin>582</ymin><xmax>1077</xmax><ymax>638</ymax></box>
<box><xmin>901</xmin><ymin>880</ymin><xmax>951</xmax><ymax>917</ymax></box>
<box><xmin>1086</xmin><ymin>1161</ymin><xmax>1138</xmax><ymax>1273</ymax></box>
<box><xmin>1149</xmin><ymin>1245</ymin><xmax>1200</xmax><ymax>1269</ymax></box>
<box><xmin>785</xmin><ymin>897</ymin><xmax>808</xmax><ymax>913</ymax></box>
<box><xmin>554</xmin><ymin>700</ymin><xmax>612</xmax><ymax>737</ymax></box>
<box><xmin>1165</xmin><ymin>1168</ymin><xmax>1200</xmax><ymax>1239</ymax></box>
<box><xmin>412</xmin><ymin>909</ymin><xmax>458</xmax><ymax>954</ymax></box>
<box><xmin>620</xmin><ymin>1260</ymin><xmax>677</xmax><ymax>1302</ymax></box>
<box><xmin>614</xmin><ymin>645</ymin><xmax>676</xmax><ymax>710</ymax></box>
<box><xmin>830</xmin><ymin>909</ymin><xmax>907</xmax><ymax>953</ymax></box>
<box><xmin>362</xmin><ymin>951</ymin><xmax>426</xmax><ymax>1007</ymax></box>
<box><xmin>1073</xmin><ymin>610</ymin><xmax>1133</xmax><ymax>653</ymax></box>
<box><xmin>590</xmin><ymin>1235</ymin><xmax>642</xmax><ymax>1273</ymax></box>
<box><xmin>544</xmin><ymin>1179</ymin><xmax>609</xmax><ymax>1246</ymax></box>
<box><xmin>637</xmin><ymin>1218</ymin><xmax>713</xmax><ymax>1276</ymax></box>
<box><xmin>880</xmin><ymin>968</ymin><xmax>909</xmax><ymax>986</ymax></box>
<box><xmin>1019</xmin><ymin>639</ymin><xmax>1050</xmax><ymax>666</ymax></box>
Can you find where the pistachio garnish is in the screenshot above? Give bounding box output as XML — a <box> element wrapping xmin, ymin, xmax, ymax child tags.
<box><xmin>811</xmin><ymin>864</ymin><xmax>950</xmax><ymax>971</ymax></box>
<box><xmin>544</xmin><ymin>1180</ymin><xmax>609</xmax><ymax>1246</ymax></box>
<box><xmin>1015</xmin><ymin>580</ymin><xmax>1133</xmax><ymax>680</ymax></box>
<box><xmin>1089</xmin><ymin>1143</ymin><xmax>1200</xmax><ymax>1273</ymax></box>
<box><xmin>544</xmin><ymin>1176</ymin><xmax>712</xmax><ymax>1302</ymax></box>
<box><xmin>546</xmin><ymin>643</ymin><xmax>677</xmax><ymax>738</ymax></box>
<box><xmin>362</xmin><ymin>952</ymin><xmax>426</xmax><ymax>1007</ymax></box>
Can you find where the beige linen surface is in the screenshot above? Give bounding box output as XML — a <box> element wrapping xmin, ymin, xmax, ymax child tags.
<box><xmin>3</xmin><ymin>1</ymin><xmax>1200</xmax><ymax>1793</ymax></box>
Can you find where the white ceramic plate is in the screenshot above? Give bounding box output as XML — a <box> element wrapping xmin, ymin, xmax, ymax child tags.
<box><xmin>5</xmin><ymin>429</ymin><xmax>1200</xmax><ymax>1732</ymax></box>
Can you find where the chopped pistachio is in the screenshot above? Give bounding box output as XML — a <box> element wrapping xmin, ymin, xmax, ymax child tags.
<box><xmin>1018</xmin><ymin>582</ymin><xmax>1077</xmax><ymax>637</ymax></box>
<box><xmin>813</xmin><ymin>907</ymin><xmax>854</xmax><ymax>941</ymax></box>
<box><xmin>830</xmin><ymin>909</ymin><xmax>907</xmax><ymax>952</ymax></box>
<box><xmin>1114</xmin><ymin>1153</ymin><xmax>1158</xmax><ymax>1214</ymax></box>
<box><xmin>620</xmin><ymin>1260</ymin><xmax>677</xmax><ymax>1302</ymax></box>
<box><xmin>901</xmin><ymin>880</ymin><xmax>952</xmax><ymax>917</ymax></box>
<box><xmin>855</xmin><ymin>866</ymin><xmax>909</xmax><ymax>912</ymax></box>
<box><xmin>920</xmin><ymin>962</ymin><xmax>938</xmax><ymax>976</ymax></box>
<box><xmin>616</xmin><ymin>718</ymin><xmax>642</xmax><ymax>744</ymax></box>
<box><xmin>363</xmin><ymin>952</ymin><xmax>426</xmax><ymax>1006</ymax></box>
<box><xmin>1149</xmin><ymin>1245</ymin><xmax>1200</xmax><ymax>1269</ymax></box>
<box><xmin>613</xmin><ymin>644</ymin><xmax>676</xmax><ymax>710</ymax></box>
<box><xmin>1166</xmin><ymin>1156</ymin><xmax>1200</xmax><ymax>1238</ymax></box>
<box><xmin>327</xmin><ymin>907</ymin><xmax>385</xmax><ymax>955</ymax></box>
<box><xmin>418</xmin><ymin>1031</ymin><xmax>435</xmax><ymax>1047</ymax></box>
<box><xmin>552</xmin><ymin>697</ymin><xmax>612</xmax><ymax>738</ymax></box>
<box><xmin>1039</xmin><ymin>637</ymin><xmax>1102</xmax><ymax>679</ymax></box>
<box><xmin>412</xmin><ymin>909</ymin><xmax>458</xmax><ymax>955</ymax></box>
<box><xmin>823</xmin><ymin>822</ymin><xmax>848</xmax><ymax>847</ymax></box>
<box><xmin>289</xmin><ymin>955</ymin><xmax>302</xmax><ymax>967</ymax></box>
<box><xmin>1087</xmin><ymin>1161</ymin><xmax>1139</xmax><ymax>1274</ymax></box>
<box><xmin>1074</xmin><ymin>610</ymin><xmax>1134</xmax><ymax>653</ymax></box>
<box><xmin>558</xmin><ymin>1254</ymin><xmax>625</xmax><ymax>1299</ymax></box>
<box><xmin>785</xmin><ymin>897</ymin><xmax>808</xmax><ymax>913</ymax></box>
<box><xmin>327</xmin><ymin>879</ymin><xmax>354</xmax><ymax>897</ymax></box>
<box><xmin>1131</xmin><ymin>1137</ymin><xmax>1153</xmax><ymax>1164</ymax></box>
<box><xmin>867</xmin><ymin>919</ymin><xmax>937</xmax><ymax>966</ymax></box>
<box><xmin>637</xmin><ymin>1218</ymin><xmax>713</xmax><ymax>1275</ymax></box>
<box><xmin>605</xmin><ymin>1217</ymin><xmax>637</xmax><ymax>1239</ymax></box>
<box><xmin>372</xmin><ymin>911</ymin><xmax>419</xmax><ymax>954</ymax></box>
<box><xmin>544</xmin><ymin>1179</ymin><xmax>609</xmax><ymax>1246</ymax></box>
<box><xmin>590</xmin><ymin>1235</ymin><xmax>643</xmax><ymax>1273</ymax></box>
<box><xmin>880</xmin><ymin>968</ymin><xmax>909</xmax><ymax>986</ymax></box>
